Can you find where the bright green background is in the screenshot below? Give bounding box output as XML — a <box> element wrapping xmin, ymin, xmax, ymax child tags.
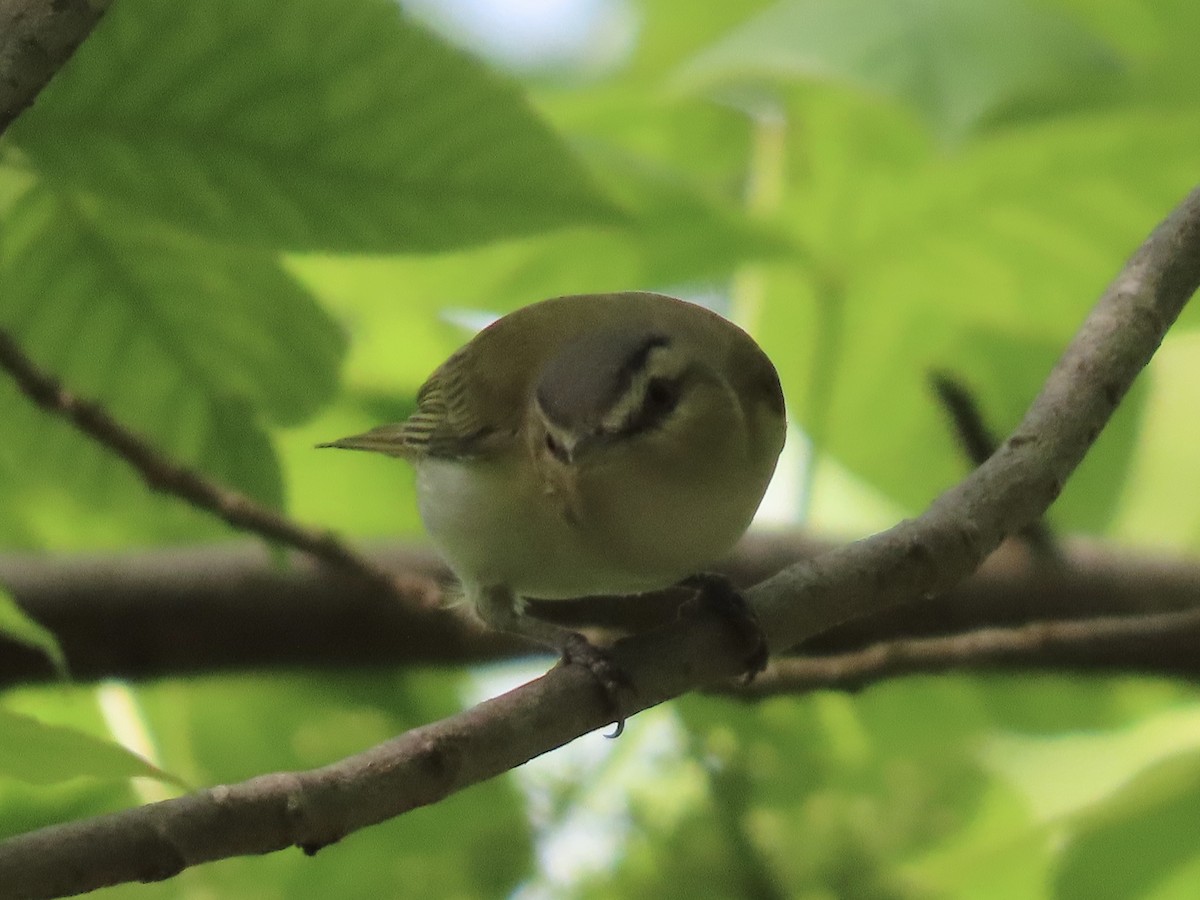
<box><xmin>2</xmin><ymin>0</ymin><xmax>1200</xmax><ymax>896</ymax></box>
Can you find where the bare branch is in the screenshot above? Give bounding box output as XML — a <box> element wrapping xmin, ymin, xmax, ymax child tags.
<box><xmin>728</xmin><ymin>606</ymin><xmax>1200</xmax><ymax>698</ymax></box>
<box><xmin>0</xmin><ymin>329</ymin><xmax>435</xmax><ymax>602</ymax></box>
<box><xmin>1</xmin><ymin>536</ymin><xmax>1198</xmax><ymax>686</ymax></box>
<box><xmin>1</xmin><ymin>186</ymin><xmax>1197</xmax><ymax>900</ymax></box>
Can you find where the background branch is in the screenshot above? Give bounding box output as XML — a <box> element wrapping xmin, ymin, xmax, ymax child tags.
<box><xmin>727</xmin><ymin>605</ymin><xmax>1200</xmax><ymax>698</ymax></box>
<box><xmin>2</xmin><ymin>184</ymin><xmax>1197</xmax><ymax>900</ymax></box>
<box><xmin>1</xmin><ymin>535</ymin><xmax>1198</xmax><ymax>686</ymax></box>
<box><xmin>0</xmin><ymin>329</ymin><xmax>434</xmax><ymax>602</ymax></box>
<box><xmin>929</xmin><ymin>370</ymin><xmax>1062</xmax><ymax>564</ymax></box>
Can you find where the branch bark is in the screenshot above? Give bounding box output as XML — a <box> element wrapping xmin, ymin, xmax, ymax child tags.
<box><xmin>1</xmin><ymin>185</ymin><xmax>1197</xmax><ymax>899</ymax></box>
<box><xmin>1</xmin><ymin>535</ymin><xmax>1198</xmax><ymax>686</ymax></box>
<box><xmin>728</xmin><ymin>605</ymin><xmax>1200</xmax><ymax>698</ymax></box>
<box><xmin>0</xmin><ymin>0</ymin><xmax>107</xmax><ymax>134</ymax></box>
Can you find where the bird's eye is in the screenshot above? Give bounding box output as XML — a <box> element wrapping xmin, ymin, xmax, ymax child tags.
<box><xmin>644</xmin><ymin>377</ymin><xmax>680</xmax><ymax>416</ymax></box>
<box><xmin>544</xmin><ymin>432</ymin><xmax>570</xmax><ymax>463</ymax></box>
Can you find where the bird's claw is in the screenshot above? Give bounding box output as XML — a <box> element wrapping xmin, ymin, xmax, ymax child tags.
<box><xmin>560</xmin><ymin>632</ymin><xmax>634</xmax><ymax>737</ymax></box>
<box><xmin>680</xmin><ymin>573</ymin><xmax>769</xmax><ymax>681</ymax></box>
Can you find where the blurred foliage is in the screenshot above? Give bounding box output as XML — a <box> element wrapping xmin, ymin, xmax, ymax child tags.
<box><xmin>1</xmin><ymin>0</ymin><xmax>1200</xmax><ymax>896</ymax></box>
<box><xmin>0</xmin><ymin>586</ymin><xmax>64</xmax><ymax>675</ymax></box>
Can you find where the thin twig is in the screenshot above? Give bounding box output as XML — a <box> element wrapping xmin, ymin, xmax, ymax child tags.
<box><xmin>2</xmin><ymin>185</ymin><xmax>1197</xmax><ymax>899</ymax></box>
<box><xmin>0</xmin><ymin>330</ymin><xmax>432</xmax><ymax>601</ymax></box>
<box><xmin>929</xmin><ymin>370</ymin><xmax>1062</xmax><ymax>564</ymax></box>
<box><xmin>726</xmin><ymin>606</ymin><xmax>1200</xmax><ymax>698</ymax></box>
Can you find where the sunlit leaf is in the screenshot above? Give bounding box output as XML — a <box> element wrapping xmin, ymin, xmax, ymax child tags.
<box><xmin>758</xmin><ymin>105</ymin><xmax>1199</xmax><ymax>529</ymax></box>
<box><xmin>0</xmin><ymin>709</ymin><xmax>182</xmax><ymax>787</ymax></box>
<box><xmin>673</xmin><ymin>0</ymin><xmax>1122</xmax><ymax>141</ymax></box>
<box><xmin>0</xmin><ymin>588</ymin><xmax>65</xmax><ymax>676</ymax></box>
<box><xmin>1056</xmin><ymin>751</ymin><xmax>1200</xmax><ymax>900</ymax></box>
<box><xmin>9</xmin><ymin>0</ymin><xmax>620</xmax><ymax>252</ymax></box>
<box><xmin>0</xmin><ymin>177</ymin><xmax>339</xmax><ymax>540</ymax></box>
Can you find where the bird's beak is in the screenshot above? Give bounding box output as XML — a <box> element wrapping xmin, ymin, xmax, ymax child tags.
<box><xmin>316</xmin><ymin>424</ymin><xmax>408</xmax><ymax>457</ymax></box>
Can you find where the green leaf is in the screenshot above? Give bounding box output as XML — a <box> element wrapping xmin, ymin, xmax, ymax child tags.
<box><xmin>757</xmin><ymin>105</ymin><xmax>1199</xmax><ymax>529</ymax></box>
<box><xmin>1112</xmin><ymin>333</ymin><xmax>1200</xmax><ymax>550</ymax></box>
<box><xmin>0</xmin><ymin>588</ymin><xmax>65</xmax><ymax>676</ymax></box>
<box><xmin>944</xmin><ymin>328</ymin><xmax>1146</xmax><ymax>530</ymax></box>
<box><xmin>676</xmin><ymin>0</ymin><xmax>1123</xmax><ymax>141</ymax></box>
<box><xmin>622</xmin><ymin>0</ymin><xmax>779</xmax><ymax>83</ymax></box>
<box><xmin>491</xmin><ymin>144</ymin><xmax>794</xmax><ymax>300</ymax></box>
<box><xmin>9</xmin><ymin>0</ymin><xmax>620</xmax><ymax>252</ymax></box>
<box><xmin>981</xmin><ymin>703</ymin><xmax>1200</xmax><ymax>825</ymax></box>
<box><xmin>0</xmin><ymin>177</ymin><xmax>340</xmax><ymax>538</ymax></box>
<box><xmin>0</xmin><ymin>708</ymin><xmax>183</xmax><ymax>787</ymax></box>
<box><xmin>672</xmin><ymin>0</ymin><xmax>1122</xmax><ymax>141</ymax></box>
<box><xmin>1055</xmin><ymin>751</ymin><xmax>1200</xmax><ymax>900</ymax></box>
<box><xmin>763</xmin><ymin>293</ymin><xmax>1146</xmax><ymax>530</ymax></box>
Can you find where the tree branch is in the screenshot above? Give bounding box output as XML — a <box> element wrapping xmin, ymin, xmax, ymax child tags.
<box><xmin>1</xmin><ymin>185</ymin><xmax>1197</xmax><ymax>899</ymax></box>
<box><xmin>727</xmin><ymin>606</ymin><xmax>1200</xmax><ymax>698</ymax></box>
<box><xmin>929</xmin><ymin>370</ymin><xmax>1061</xmax><ymax>563</ymax></box>
<box><xmin>1</xmin><ymin>536</ymin><xmax>1198</xmax><ymax>686</ymax></box>
<box><xmin>0</xmin><ymin>0</ymin><xmax>108</xmax><ymax>135</ymax></box>
<box><xmin>0</xmin><ymin>329</ymin><xmax>434</xmax><ymax>602</ymax></box>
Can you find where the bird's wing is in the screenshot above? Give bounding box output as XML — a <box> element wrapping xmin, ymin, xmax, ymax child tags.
<box><xmin>318</xmin><ymin>347</ymin><xmax>509</xmax><ymax>461</ymax></box>
<box><xmin>400</xmin><ymin>348</ymin><xmax>505</xmax><ymax>460</ymax></box>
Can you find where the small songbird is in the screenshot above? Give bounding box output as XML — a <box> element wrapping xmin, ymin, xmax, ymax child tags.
<box><xmin>321</xmin><ymin>292</ymin><xmax>786</xmax><ymax>686</ymax></box>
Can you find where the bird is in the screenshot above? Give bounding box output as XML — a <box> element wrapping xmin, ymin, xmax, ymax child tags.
<box><xmin>321</xmin><ymin>291</ymin><xmax>786</xmax><ymax>716</ymax></box>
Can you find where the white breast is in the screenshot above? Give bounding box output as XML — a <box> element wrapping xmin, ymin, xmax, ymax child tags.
<box><xmin>415</xmin><ymin>457</ymin><xmax>671</xmax><ymax>600</ymax></box>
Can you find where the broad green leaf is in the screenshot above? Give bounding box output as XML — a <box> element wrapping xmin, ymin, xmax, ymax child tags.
<box><xmin>279</xmin><ymin>402</ymin><xmax>424</xmax><ymax>538</ymax></box>
<box><xmin>1055</xmin><ymin>751</ymin><xmax>1200</xmax><ymax>900</ymax></box>
<box><xmin>906</xmin><ymin>779</ymin><xmax>1051</xmax><ymax>900</ymax></box>
<box><xmin>0</xmin><ymin>588</ymin><xmax>65</xmax><ymax>676</ymax></box>
<box><xmin>981</xmin><ymin>703</ymin><xmax>1200</xmax><ymax>824</ymax></box>
<box><xmin>0</xmin><ymin>688</ymin><xmax>151</xmax><ymax>842</ymax></box>
<box><xmin>0</xmin><ymin>177</ymin><xmax>341</xmax><ymax>541</ymax></box>
<box><xmin>672</xmin><ymin>0</ymin><xmax>1122</xmax><ymax>141</ymax></box>
<box><xmin>763</xmin><ymin>290</ymin><xmax>1146</xmax><ymax>528</ymax></box>
<box><xmin>756</xmin><ymin>104</ymin><xmax>1199</xmax><ymax>529</ymax></box>
<box><xmin>287</xmin><ymin>132</ymin><xmax>790</xmax><ymax>354</ymax></box>
<box><xmin>0</xmin><ymin>708</ymin><xmax>182</xmax><ymax>786</ymax></box>
<box><xmin>491</xmin><ymin>144</ymin><xmax>794</xmax><ymax>301</ymax></box>
<box><xmin>1111</xmin><ymin>333</ymin><xmax>1200</xmax><ymax>550</ymax></box>
<box><xmin>0</xmin><ymin>179</ymin><xmax>345</xmax><ymax>428</ymax></box>
<box><xmin>844</xmin><ymin>110</ymin><xmax>1200</xmax><ymax>333</ymax></box>
<box><xmin>9</xmin><ymin>0</ymin><xmax>620</xmax><ymax>252</ymax></box>
<box><xmin>623</xmin><ymin>0</ymin><xmax>779</xmax><ymax>83</ymax></box>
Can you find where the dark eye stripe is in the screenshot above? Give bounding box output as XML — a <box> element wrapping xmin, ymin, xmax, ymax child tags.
<box><xmin>615</xmin><ymin>335</ymin><xmax>670</xmax><ymax>391</ymax></box>
<box><xmin>615</xmin><ymin>375</ymin><xmax>681</xmax><ymax>437</ymax></box>
<box><xmin>535</xmin><ymin>331</ymin><xmax>671</xmax><ymax>432</ymax></box>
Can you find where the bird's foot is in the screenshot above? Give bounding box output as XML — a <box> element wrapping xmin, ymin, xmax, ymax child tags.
<box><xmin>679</xmin><ymin>573</ymin><xmax>769</xmax><ymax>680</ymax></box>
<box><xmin>559</xmin><ymin>632</ymin><xmax>634</xmax><ymax>738</ymax></box>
